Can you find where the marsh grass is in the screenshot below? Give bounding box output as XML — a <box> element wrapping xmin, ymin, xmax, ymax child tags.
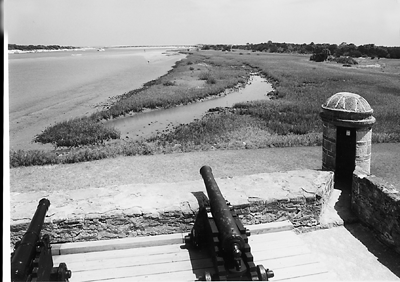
<box><xmin>34</xmin><ymin>117</ymin><xmax>120</xmax><ymax>148</ymax></box>
<box><xmin>150</xmin><ymin>51</ymin><xmax>399</xmax><ymax>150</ymax></box>
<box><xmin>10</xmin><ymin>142</ymin><xmax>154</xmax><ymax>167</ymax></box>
<box><xmin>231</xmin><ymin>52</ymin><xmax>400</xmax><ymax>139</ymax></box>
<box><xmin>151</xmin><ymin>111</ymin><xmax>322</xmax><ymax>151</ymax></box>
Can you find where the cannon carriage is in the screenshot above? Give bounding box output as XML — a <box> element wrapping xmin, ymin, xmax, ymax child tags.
<box><xmin>185</xmin><ymin>165</ymin><xmax>274</xmax><ymax>281</ymax></box>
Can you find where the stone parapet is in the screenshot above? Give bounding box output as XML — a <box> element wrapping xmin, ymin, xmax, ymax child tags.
<box><xmin>352</xmin><ymin>169</ymin><xmax>400</xmax><ymax>254</ymax></box>
<box><xmin>10</xmin><ymin>170</ymin><xmax>334</xmax><ymax>246</ymax></box>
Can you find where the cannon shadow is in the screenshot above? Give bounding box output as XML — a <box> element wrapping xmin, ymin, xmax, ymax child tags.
<box><xmin>179</xmin><ymin>191</ymin><xmax>214</xmax><ymax>281</ymax></box>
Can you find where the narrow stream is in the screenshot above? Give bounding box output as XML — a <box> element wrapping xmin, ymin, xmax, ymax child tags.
<box><xmin>106</xmin><ymin>75</ymin><xmax>273</xmax><ymax>140</ymax></box>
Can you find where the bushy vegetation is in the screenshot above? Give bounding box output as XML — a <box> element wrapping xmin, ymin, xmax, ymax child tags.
<box><xmin>203</xmin><ymin>42</ymin><xmax>400</xmax><ymax>59</ymax></box>
<box><xmin>8</xmin><ymin>44</ymin><xmax>79</xmax><ymax>51</ymax></box>
<box><xmin>330</xmin><ymin>56</ymin><xmax>358</xmax><ymax>65</ymax></box>
<box><xmin>34</xmin><ymin>117</ymin><xmax>120</xmax><ymax>148</ymax></box>
<box><xmin>10</xmin><ymin>142</ymin><xmax>155</xmax><ymax>167</ymax></box>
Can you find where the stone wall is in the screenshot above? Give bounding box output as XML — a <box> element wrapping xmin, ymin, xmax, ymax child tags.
<box><xmin>10</xmin><ymin>196</ymin><xmax>325</xmax><ymax>247</ymax></box>
<box><xmin>351</xmin><ymin>169</ymin><xmax>400</xmax><ymax>253</ymax></box>
<box><xmin>322</xmin><ymin>122</ymin><xmax>336</xmax><ymax>171</ymax></box>
<box><xmin>10</xmin><ymin>170</ymin><xmax>334</xmax><ymax>247</ymax></box>
<box><xmin>355</xmin><ymin>127</ymin><xmax>373</xmax><ymax>174</ymax></box>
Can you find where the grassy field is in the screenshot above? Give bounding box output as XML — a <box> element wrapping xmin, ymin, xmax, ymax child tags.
<box><xmin>10</xmin><ymin>51</ymin><xmax>400</xmax><ymax>167</ymax></box>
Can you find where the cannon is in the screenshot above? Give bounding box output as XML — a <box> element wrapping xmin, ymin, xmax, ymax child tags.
<box><xmin>11</xmin><ymin>198</ymin><xmax>72</xmax><ymax>282</ymax></box>
<box><xmin>185</xmin><ymin>166</ymin><xmax>274</xmax><ymax>281</ymax></box>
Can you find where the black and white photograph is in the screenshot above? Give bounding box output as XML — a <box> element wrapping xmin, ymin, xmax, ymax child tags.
<box><xmin>4</xmin><ymin>0</ymin><xmax>400</xmax><ymax>281</ymax></box>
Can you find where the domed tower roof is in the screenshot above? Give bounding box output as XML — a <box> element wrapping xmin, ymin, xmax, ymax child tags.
<box><xmin>320</xmin><ymin>92</ymin><xmax>375</xmax><ymax>128</ymax></box>
<box><xmin>322</xmin><ymin>92</ymin><xmax>373</xmax><ymax>113</ymax></box>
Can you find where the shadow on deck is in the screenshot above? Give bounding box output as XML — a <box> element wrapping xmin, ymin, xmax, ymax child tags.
<box><xmin>333</xmin><ymin>177</ymin><xmax>400</xmax><ymax>278</ymax></box>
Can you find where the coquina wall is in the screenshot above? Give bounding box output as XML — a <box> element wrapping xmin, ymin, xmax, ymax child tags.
<box><xmin>351</xmin><ymin>168</ymin><xmax>400</xmax><ymax>254</ymax></box>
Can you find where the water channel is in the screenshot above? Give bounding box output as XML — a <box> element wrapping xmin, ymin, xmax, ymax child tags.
<box><xmin>106</xmin><ymin>75</ymin><xmax>273</xmax><ymax>140</ymax></box>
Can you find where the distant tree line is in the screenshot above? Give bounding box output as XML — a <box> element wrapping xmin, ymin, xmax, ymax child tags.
<box><xmin>8</xmin><ymin>44</ymin><xmax>79</xmax><ymax>51</ymax></box>
<box><xmin>201</xmin><ymin>42</ymin><xmax>400</xmax><ymax>59</ymax></box>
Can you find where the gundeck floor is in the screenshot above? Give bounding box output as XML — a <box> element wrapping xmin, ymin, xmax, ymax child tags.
<box><xmin>52</xmin><ymin>221</ymin><xmax>337</xmax><ymax>281</ymax></box>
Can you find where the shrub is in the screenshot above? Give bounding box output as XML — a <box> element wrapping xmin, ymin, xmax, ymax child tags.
<box><xmin>198</xmin><ymin>71</ymin><xmax>217</xmax><ymax>84</ymax></box>
<box><xmin>198</xmin><ymin>71</ymin><xmax>212</xmax><ymax>80</ymax></box>
<box><xmin>10</xmin><ymin>150</ymin><xmax>59</xmax><ymax>167</ymax></box>
<box><xmin>163</xmin><ymin>81</ymin><xmax>176</xmax><ymax>86</ymax></box>
<box><xmin>207</xmin><ymin>77</ymin><xmax>217</xmax><ymax>84</ymax></box>
<box><xmin>34</xmin><ymin>117</ymin><xmax>120</xmax><ymax>148</ymax></box>
<box><xmin>332</xmin><ymin>56</ymin><xmax>358</xmax><ymax>65</ymax></box>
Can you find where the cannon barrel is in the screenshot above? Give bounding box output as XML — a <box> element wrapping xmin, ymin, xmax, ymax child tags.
<box><xmin>11</xmin><ymin>198</ymin><xmax>50</xmax><ymax>281</ymax></box>
<box><xmin>200</xmin><ymin>166</ymin><xmax>245</xmax><ymax>257</ymax></box>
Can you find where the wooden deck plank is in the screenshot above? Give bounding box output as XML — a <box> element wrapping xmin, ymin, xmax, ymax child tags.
<box><xmin>53</xmin><ymin>243</ymin><xmax>192</xmax><ymax>263</ymax></box>
<box><xmin>253</xmin><ymin>253</ymin><xmax>319</xmax><ymax>271</ymax></box>
<box><xmin>53</xmin><ymin>230</ymin><xmax>301</xmax><ymax>266</ymax></box>
<box><xmin>252</xmin><ymin>245</ymin><xmax>311</xmax><ymax>261</ymax></box>
<box><xmin>249</xmin><ymin>230</ymin><xmax>302</xmax><ymax>244</ymax></box>
<box><xmin>261</xmin><ymin>262</ymin><xmax>329</xmax><ymax>281</ymax></box>
<box><xmin>52</xmin><ymin>229</ymin><xmax>298</xmax><ymax>264</ymax></box>
<box><xmin>278</xmin><ymin>271</ymin><xmax>338</xmax><ymax>281</ymax></box>
<box><xmin>246</xmin><ymin>220</ymin><xmax>294</xmax><ymax>234</ymax></box>
<box><xmin>52</xmin><ymin>221</ymin><xmax>294</xmax><ymax>256</ymax></box>
<box><xmin>95</xmin><ymin>267</ymin><xmax>215</xmax><ymax>282</ymax></box>
<box><xmin>68</xmin><ymin>258</ymin><xmax>213</xmax><ymax>282</ymax></box>
<box><xmin>248</xmin><ymin>235</ymin><xmax>304</xmax><ymax>250</ymax></box>
<box><xmin>51</xmin><ymin>232</ymin><xmax>187</xmax><ymax>255</ymax></box>
<box><xmin>55</xmin><ymin>237</ymin><xmax>309</xmax><ymax>273</ymax></box>
<box><xmin>54</xmin><ymin>247</ymin><xmax>212</xmax><ymax>272</ymax></box>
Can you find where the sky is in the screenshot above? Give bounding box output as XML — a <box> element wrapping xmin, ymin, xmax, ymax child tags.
<box><xmin>4</xmin><ymin>0</ymin><xmax>400</xmax><ymax>47</ymax></box>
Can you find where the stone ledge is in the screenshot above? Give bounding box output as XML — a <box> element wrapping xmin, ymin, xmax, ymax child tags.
<box><xmin>10</xmin><ymin>170</ymin><xmax>334</xmax><ymax>245</ymax></box>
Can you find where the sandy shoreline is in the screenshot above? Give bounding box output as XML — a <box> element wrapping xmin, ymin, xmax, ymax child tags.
<box><xmin>8</xmin><ymin>50</ymin><xmax>186</xmax><ymax>151</ymax></box>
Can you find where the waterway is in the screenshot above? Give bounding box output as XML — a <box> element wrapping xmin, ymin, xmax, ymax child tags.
<box><xmin>106</xmin><ymin>75</ymin><xmax>273</xmax><ymax>140</ymax></box>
